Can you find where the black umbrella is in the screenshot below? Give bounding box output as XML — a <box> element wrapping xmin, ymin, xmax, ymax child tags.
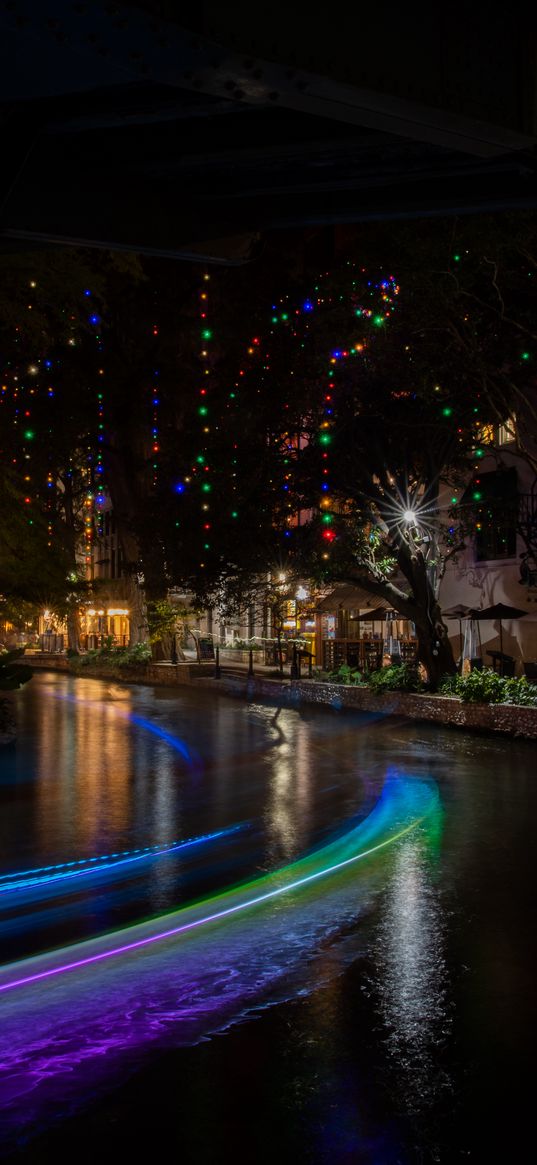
<box><xmin>442</xmin><ymin>604</ymin><xmax>473</xmax><ymax>654</ymax></box>
<box><xmin>468</xmin><ymin>603</ymin><xmax>529</xmax><ymax>658</ymax></box>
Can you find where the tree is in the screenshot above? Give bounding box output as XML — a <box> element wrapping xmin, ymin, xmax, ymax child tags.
<box><xmin>161</xmin><ymin>219</ymin><xmax>535</xmax><ymax>688</ymax></box>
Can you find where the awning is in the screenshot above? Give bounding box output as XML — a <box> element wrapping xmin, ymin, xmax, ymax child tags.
<box><xmin>349</xmin><ymin>606</ymin><xmax>392</xmax><ymax>621</ymax></box>
<box><xmin>315</xmin><ymin>586</ymin><xmax>389</xmax><ymax>614</ymax></box>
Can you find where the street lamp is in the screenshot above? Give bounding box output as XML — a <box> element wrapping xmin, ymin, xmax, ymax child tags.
<box><xmin>291</xmin><ymin>586</ymin><xmax>310</xmax><ymax>679</ymax></box>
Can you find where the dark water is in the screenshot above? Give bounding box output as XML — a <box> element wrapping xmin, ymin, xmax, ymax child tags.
<box><xmin>0</xmin><ymin>672</ymin><xmax>536</xmax><ymax>1162</ymax></box>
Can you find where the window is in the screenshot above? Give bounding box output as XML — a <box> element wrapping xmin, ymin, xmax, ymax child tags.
<box><xmin>478</xmin><ymin>417</ymin><xmax>517</xmax><ymax>448</ymax></box>
<box><xmin>498</xmin><ymin>416</ymin><xmax>516</xmax><ymax>446</ymax></box>
<box><xmin>462</xmin><ymin>468</ymin><xmax>518</xmax><ymax>561</ymax></box>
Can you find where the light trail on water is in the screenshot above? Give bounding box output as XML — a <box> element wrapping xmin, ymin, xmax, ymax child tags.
<box><xmin>0</xmin><ymin>775</ymin><xmax>440</xmax><ymax>995</ymax></box>
<box><xmin>0</xmin><ymin>773</ymin><xmax>442</xmax><ymax>1147</ymax></box>
<box><xmin>0</xmin><ymin>824</ymin><xmax>247</xmax><ymax>897</ymax></box>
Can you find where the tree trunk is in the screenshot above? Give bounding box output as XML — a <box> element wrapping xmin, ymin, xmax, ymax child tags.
<box><xmin>414</xmin><ymin>621</ymin><xmax>456</xmax><ymax>690</ymax></box>
<box><xmin>331</xmin><ymin>540</ymin><xmax>457</xmax><ymax>690</ymax></box>
<box><xmin>66</xmin><ymin>609</ymin><xmax>80</xmax><ymax>653</ymax></box>
<box><xmin>126</xmin><ymin>575</ymin><xmax>148</xmax><ymax>646</ymax></box>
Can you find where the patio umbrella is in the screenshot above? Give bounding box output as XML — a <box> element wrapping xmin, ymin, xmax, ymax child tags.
<box><xmin>442</xmin><ymin>604</ymin><xmax>473</xmax><ymax>654</ymax></box>
<box><xmin>468</xmin><ymin>603</ymin><xmax>529</xmax><ymax>657</ymax></box>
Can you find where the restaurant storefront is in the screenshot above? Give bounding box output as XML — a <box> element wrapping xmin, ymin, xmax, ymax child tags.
<box><xmin>315</xmin><ymin>586</ymin><xmax>417</xmax><ymax>671</ymax></box>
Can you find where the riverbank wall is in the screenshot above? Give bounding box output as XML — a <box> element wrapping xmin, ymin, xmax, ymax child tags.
<box><xmin>24</xmin><ymin>654</ymin><xmax>537</xmax><ymax>740</ymax></box>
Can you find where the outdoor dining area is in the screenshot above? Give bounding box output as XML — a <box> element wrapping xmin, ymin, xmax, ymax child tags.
<box><xmin>315</xmin><ymin>588</ymin><xmax>537</xmax><ymax>679</ymax></box>
<box><xmin>443</xmin><ymin>602</ymin><xmax>537</xmax><ymax>678</ymax></box>
<box><xmin>315</xmin><ymin>587</ymin><xmax>418</xmax><ymax>673</ymax></box>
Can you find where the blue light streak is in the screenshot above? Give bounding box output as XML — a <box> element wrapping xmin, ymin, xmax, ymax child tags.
<box><xmin>0</xmin><ymin>825</ymin><xmax>246</xmax><ymax>896</ymax></box>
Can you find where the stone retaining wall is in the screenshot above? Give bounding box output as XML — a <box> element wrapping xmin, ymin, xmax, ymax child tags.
<box><xmin>24</xmin><ymin>656</ymin><xmax>537</xmax><ymax>739</ymax></box>
<box><xmin>187</xmin><ymin>673</ymin><xmax>537</xmax><ymax>739</ymax></box>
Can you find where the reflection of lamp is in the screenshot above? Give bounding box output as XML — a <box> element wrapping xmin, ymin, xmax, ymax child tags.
<box><xmin>296</xmin><ymin>586</ymin><xmax>309</xmax><ymax>600</ymax></box>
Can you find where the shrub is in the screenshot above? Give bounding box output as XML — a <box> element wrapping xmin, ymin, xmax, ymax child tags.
<box><xmin>118</xmin><ymin>643</ymin><xmax>151</xmax><ymax>667</ymax></box>
<box><xmin>70</xmin><ymin>644</ymin><xmax>151</xmax><ymax>670</ymax></box>
<box><xmin>494</xmin><ymin>675</ymin><xmax>537</xmax><ymax>706</ymax></box>
<box><xmin>438</xmin><ymin>673</ymin><xmax>462</xmax><ymax>696</ymax></box>
<box><xmin>439</xmin><ymin>668</ymin><xmax>537</xmax><ymax>705</ymax></box>
<box><xmin>327</xmin><ymin>663</ymin><xmax>364</xmax><ymax>686</ymax></box>
<box><xmin>226</xmin><ymin>639</ymin><xmax>264</xmax><ymax>651</ymax></box>
<box><xmin>368</xmin><ymin>663</ymin><xmax>424</xmax><ymax>693</ymax></box>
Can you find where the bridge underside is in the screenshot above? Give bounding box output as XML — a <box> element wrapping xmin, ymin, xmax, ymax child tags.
<box><xmin>1</xmin><ymin>3</ymin><xmax>536</xmax><ymax>263</ymax></box>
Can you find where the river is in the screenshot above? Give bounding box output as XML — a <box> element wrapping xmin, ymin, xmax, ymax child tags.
<box><xmin>0</xmin><ymin>671</ymin><xmax>535</xmax><ymax>1162</ymax></box>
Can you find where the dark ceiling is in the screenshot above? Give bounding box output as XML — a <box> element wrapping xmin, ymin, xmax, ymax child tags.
<box><xmin>1</xmin><ymin>1</ymin><xmax>536</xmax><ymax>263</ymax></box>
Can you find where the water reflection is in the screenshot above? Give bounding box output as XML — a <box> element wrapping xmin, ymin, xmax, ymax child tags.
<box><xmin>34</xmin><ymin>679</ymin><xmax>135</xmax><ymax>858</ymax></box>
<box><xmin>265</xmin><ymin>716</ymin><xmax>314</xmax><ymax>863</ymax></box>
<box><xmin>0</xmin><ymin>773</ymin><xmax>440</xmax><ymax>1151</ymax></box>
<box><xmin>2</xmin><ymin>679</ymin><xmax>535</xmax><ymax>1162</ymax></box>
<box><xmin>372</xmin><ymin>831</ymin><xmax>451</xmax><ymax>1120</ymax></box>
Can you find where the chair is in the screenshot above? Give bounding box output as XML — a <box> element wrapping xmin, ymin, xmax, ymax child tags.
<box><xmin>487</xmin><ymin>650</ymin><xmax>515</xmax><ymax>677</ymax></box>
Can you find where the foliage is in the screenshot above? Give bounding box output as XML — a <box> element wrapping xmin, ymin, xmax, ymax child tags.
<box><xmin>146</xmin><ymin>600</ymin><xmax>178</xmax><ymax>644</ymax></box>
<box><xmin>163</xmin><ymin>217</ymin><xmax>536</xmax><ymax>688</ymax></box>
<box><xmin>0</xmin><ymin>648</ymin><xmax>33</xmax><ymax>690</ymax></box>
<box><xmin>367</xmin><ymin>663</ymin><xmax>424</xmax><ymax>693</ymax></box>
<box><xmin>501</xmin><ymin>676</ymin><xmax>537</xmax><ymax>705</ymax></box>
<box><xmin>224</xmin><ymin>639</ymin><xmax>264</xmax><ymax>651</ymax></box>
<box><xmin>439</xmin><ymin>669</ymin><xmax>537</xmax><ymax>705</ymax></box>
<box><xmin>70</xmin><ymin>643</ymin><xmax>151</xmax><ymax>670</ymax></box>
<box><xmin>326</xmin><ymin>663</ymin><xmax>364</xmax><ymax>685</ymax></box>
<box><xmin>2</xmin><ymin>220</ymin><xmax>536</xmax><ymax>679</ymax></box>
